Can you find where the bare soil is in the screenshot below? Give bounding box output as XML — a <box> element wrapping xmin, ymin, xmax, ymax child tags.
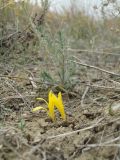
<box><xmin>0</xmin><ymin>49</ymin><xmax>120</xmax><ymax>160</ymax></box>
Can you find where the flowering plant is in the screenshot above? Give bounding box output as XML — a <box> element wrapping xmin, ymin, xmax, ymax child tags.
<box><xmin>32</xmin><ymin>90</ymin><xmax>66</xmax><ymax>121</ymax></box>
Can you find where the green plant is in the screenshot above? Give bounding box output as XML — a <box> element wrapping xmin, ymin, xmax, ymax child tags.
<box><xmin>41</xmin><ymin>71</ymin><xmax>54</xmax><ymax>83</ymax></box>
<box><xmin>18</xmin><ymin>118</ymin><xmax>26</xmax><ymax>131</ymax></box>
<box><xmin>39</xmin><ymin>24</ymin><xmax>76</xmax><ymax>86</ymax></box>
<box><xmin>54</xmin><ymin>31</ymin><xmax>76</xmax><ymax>87</ymax></box>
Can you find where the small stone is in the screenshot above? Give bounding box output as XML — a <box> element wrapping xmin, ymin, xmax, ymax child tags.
<box><xmin>109</xmin><ymin>101</ymin><xmax>120</xmax><ymax>116</ymax></box>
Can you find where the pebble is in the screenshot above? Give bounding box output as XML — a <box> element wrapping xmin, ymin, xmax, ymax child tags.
<box><xmin>109</xmin><ymin>101</ymin><xmax>120</xmax><ymax>116</ymax></box>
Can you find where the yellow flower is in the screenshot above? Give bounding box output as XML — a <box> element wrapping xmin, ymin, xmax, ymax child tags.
<box><xmin>32</xmin><ymin>90</ymin><xmax>66</xmax><ymax>121</ymax></box>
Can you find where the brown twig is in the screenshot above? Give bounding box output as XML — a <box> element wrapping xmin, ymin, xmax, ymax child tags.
<box><xmin>86</xmin><ymin>84</ymin><xmax>120</xmax><ymax>91</ymax></box>
<box><xmin>4</xmin><ymin>80</ymin><xmax>30</xmax><ymax>108</ymax></box>
<box><xmin>3</xmin><ymin>140</ymin><xmax>26</xmax><ymax>160</ymax></box>
<box><xmin>0</xmin><ymin>25</ymin><xmax>30</xmax><ymax>42</ymax></box>
<box><xmin>47</xmin><ymin>117</ymin><xmax>120</xmax><ymax>139</ymax></box>
<box><xmin>2</xmin><ymin>95</ymin><xmax>36</xmax><ymax>101</ymax></box>
<box><xmin>71</xmin><ymin>56</ymin><xmax>120</xmax><ymax>77</ymax></box>
<box><xmin>48</xmin><ymin>118</ymin><xmax>104</xmax><ymax>139</ymax></box>
<box><xmin>81</xmin><ymin>83</ymin><xmax>90</xmax><ymax>107</ymax></box>
<box><xmin>68</xmin><ymin>48</ymin><xmax>120</xmax><ymax>56</ymax></box>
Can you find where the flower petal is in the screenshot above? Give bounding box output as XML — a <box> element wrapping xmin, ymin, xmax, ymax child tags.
<box><xmin>48</xmin><ymin>91</ymin><xmax>55</xmax><ymax>121</ymax></box>
<box><xmin>32</xmin><ymin>106</ymin><xmax>47</xmax><ymax>112</ymax></box>
<box><xmin>49</xmin><ymin>91</ymin><xmax>66</xmax><ymax>121</ymax></box>
<box><xmin>36</xmin><ymin>98</ymin><xmax>48</xmax><ymax>105</ymax></box>
<box><xmin>57</xmin><ymin>92</ymin><xmax>66</xmax><ymax>120</ymax></box>
<box><xmin>33</xmin><ymin>91</ymin><xmax>66</xmax><ymax>121</ymax></box>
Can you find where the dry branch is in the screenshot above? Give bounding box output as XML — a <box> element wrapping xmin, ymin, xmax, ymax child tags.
<box><xmin>48</xmin><ymin>118</ymin><xmax>104</xmax><ymax>139</ymax></box>
<box><xmin>81</xmin><ymin>83</ymin><xmax>90</xmax><ymax>107</ymax></box>
<box><xmin>48</xmin><ymin>117</ymin><xmax>120</xmax><ymax>139</ymax></box>
<box><xmin>68</xmin><ymin>48</ymin><xmax>120</xmax><ymax>56</ymax></box>
<box><xmin>71</xmin><ymin>56</ymin><xmax>120</xmax><ymax>77</ymax></box>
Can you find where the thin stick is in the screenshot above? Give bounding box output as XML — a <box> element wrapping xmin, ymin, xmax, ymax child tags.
<box><xmin>4</xmin><ymin>141</ymin><xmax>26</xmax><ymax>160</ymax></box>
<box><xmin>4</xmin><ymin>80</ymin><xmax>30</xmax><ymax>108</ymax></box>
<box><xmin>80</xmin><ymin>137</ymin><xmax>120</xmax><ymax>148</ymax></box>
<box><xmin>2</xmin><ymin>95</ymin><xmax>36</xmax><ymax>101</ymax></box>
<box><xmin>48</xmin><ymin>118</ymin><xmax>104</xmax><ymax>139</ymax></box>
<box><xmin>48</xmin><ymin>118</ymin><xmax>120</xmax><ymax>139</ymax></box>
<box><xmin>0</xmin><ymin>25</ymin><xmax>30</xmax><ymax>42</ymax></box>
<box><xmin>68</xmin><ymin>48</ymin><xmax>120</xmax><ymax>56</ymax></box>
<box><xmin>0</xmin><ymin>75</ymin><xmax>51</xmax><ymax>83</ymax></box>
<box><xmin>71</xmin><ymin>56</ymin><xmax>120</xmax><ymax>77</ymax></box>
<box><xmin>87</xmin><ymin>84</ymin><xmax>120</xmax><ymax>91</ymax></box>
<box><xmin>81</xmin><ymin>84</ymin><xmax>90</xmax><ymax>107</ymax></box>
<box><xmin>79</xmin><ymin>144</ymin><xmax>120</xmax><ymax>148</ymax></box>
<box><xmin>106</xmin><ymin>78</ymin><xmax>120</xmax><ymax>86</ymax></box>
